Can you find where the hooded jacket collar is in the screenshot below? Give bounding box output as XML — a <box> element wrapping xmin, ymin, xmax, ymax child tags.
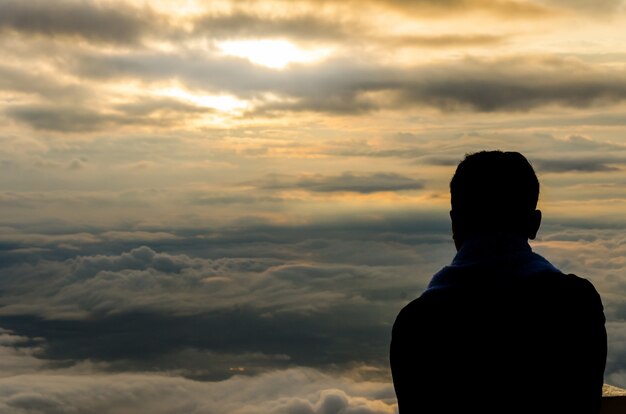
<box><xmin>427</xmin><ymin>234</ymin><xmax>561</xmax><ymax>290</ymax></box>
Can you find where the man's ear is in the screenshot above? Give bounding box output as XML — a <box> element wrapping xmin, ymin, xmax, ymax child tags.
<box><xmin>450</xmin><ymin>210</ymin><xmax>463</xmax><ymax>251</ymax></box>
<box><xmin>528</xmin><ymin>209</ymin><xmax>542</xmax><ymax>240</ymax></box>
<box><xmin>450</xmin><ymin>210</ymin><xmax>457</xmax><ymax>237</ymax></box>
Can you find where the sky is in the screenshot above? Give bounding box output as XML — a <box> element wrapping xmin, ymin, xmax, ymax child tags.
<box><xmin>1</xmin><ymin>0</ymin><xmax>626</xmax><ymax>412</ymax></box>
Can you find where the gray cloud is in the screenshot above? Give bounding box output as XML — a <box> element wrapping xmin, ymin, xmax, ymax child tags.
<box><xmin>0</xmin><ymin>218</ymin><xmax>624</xmax><ymax>390</ymax></box>
<box><xmin>7</xmin><ymin>106</ymin><xmax>121</xmax><ymax>132</ymax></box>
<box><xmin>0</xmin><ymin>216</ymin><xmax>452</xmax><ymax>375</ymax></box>
<box><xmin>193</xmin><ymin>11</ymin><xmax>350</xmax><ymax>42</ymax></box>
<box><xmin>0</xmin><ymin>64</ymin><xmax>87</xmax><ymax>101</ymax></box>
<box><xmin>0</xmin><ymin>365</ymin><xmax>396</xmax><ymax>414</ymax></box>
<box><xmin>251</xmin><ymin>172</ymin><xmax>424</xmax><ymax>193</ymax></box>
<box><xmin>606</xmin><ymin>322</ymin><xmax>626</xmax><ymax>386</ymax></box>
<box><xmin>70</xmin><ymin>52</ymin><xmax>626</xmax><ymax>115</ymax></box>
<box><xmin>395</xmin><ymin>58</ymin><xmax>626</xmax><ymax>112</ymax></box>
<box><xmin>0</xmin><ymin>329</ymin><xmax>45</xmax><ymax>377</ymax></box>
<box><xmin>354</xmin><ymin>0</ymin><xmax>551</xmax><ymax>17</ymax></box>
<box><xmin>321</xmin><ymin>134</ymin><xmax>626</xmax><ymax>178</ymax></box>
<box><xmin>192</xmin><ymin>10</ymin><xmax>504</xmax><ymax>48</ymax></box>
<box><xmin>0</xmin><ymin>0</ymin><xmax>157</xmax><ymax>45</ymax></box>
<box><xmin>292</xmin><ymin>58</ymin><xmax>626</xmax><ymax>112</ymax></box>
<box><xmin>0</xmin><ymin>243</ymin><xmax>421</xmax><ymax>318</ymax></box>
<box><xmin>0</xmin><ymin>0</ymin><xmax>525</xmax><ymax>57</ymax></box>
<box><xmin>534</xmin><ymin>158</ymin><xmax>623</xmax><ymax>173</ymax></box>
<box><xmin>390</xmin><ymin>33</ymin><xmax>506</xmax><ymax>48</ymax></box>
<box><xmin>327</xmin><ymin>147</ymin><xmax>427</xmax><ymax>159</ymax></box>
<box><xmin>6</xmin><ymin>98</ymin><xmax>209</xmax><ymax>132</ymax></box>
<box><xmin>560</xmin><ymin>135</ymin><xmax>626</xmax><ymax>151</ymax></box>
<box><xmin>538</xmin><ymin>0</ymin><xmax>625</xmax><ymax>13</ymax></box>
<box><xmin>189</xmin><ymin>194</ymin><xmax>287</xmax><ymax>206</ymax></box>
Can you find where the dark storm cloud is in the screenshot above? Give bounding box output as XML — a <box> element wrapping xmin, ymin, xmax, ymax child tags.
<box><xmin>250</xmin><ymin>172</ymin><xmax>424</xmax><ymax>193</ymax></box>
<box><xmin>0</xmin><ymin>0</ymin><xmax>159</xmax><ymax>45</ymax></box>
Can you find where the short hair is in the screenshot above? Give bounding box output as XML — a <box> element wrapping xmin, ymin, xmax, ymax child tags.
<box><xmin>450</xmin><ymin>151</ymin><xmax>539</xmax><ymax>237</ymax></box>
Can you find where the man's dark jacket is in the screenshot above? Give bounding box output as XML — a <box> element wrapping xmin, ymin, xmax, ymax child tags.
<box><xmin>390</xmin><ymin>237</ymin><xmax>607</xmax><ymax>414</ymax></box>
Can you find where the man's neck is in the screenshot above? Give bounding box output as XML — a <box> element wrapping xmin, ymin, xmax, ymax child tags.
<box><xmin>453</xmin><ymin>234</ymin><xmax>531</xmax><ymax>266</ymax></box>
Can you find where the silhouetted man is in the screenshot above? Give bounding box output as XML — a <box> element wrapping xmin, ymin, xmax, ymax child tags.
<box><xmin>390</xmin><ymin>151</ymin><xmax>607</xmax><ymax>414</ymax></box>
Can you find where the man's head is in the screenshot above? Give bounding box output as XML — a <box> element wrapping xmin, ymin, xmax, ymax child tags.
<box><xmin>450</xmin><ymin>151</ymin><xmax>541</xmax><ymax>250</ymax></box>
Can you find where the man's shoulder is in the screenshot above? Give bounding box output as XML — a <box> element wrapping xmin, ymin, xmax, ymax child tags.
<box><xmin>394</xmin><ymin>268</ymin><xmax>601</xmax><ymax>330</ymax></box>
<box><xmin>426</xmin><ymin>265</ymin><xmax>598</xmax><ymax>296</ymax></box>
<box><xmin>526</xmin><ymin>271</ymin><xmax>602</xmax><ymax>304</ymax></box>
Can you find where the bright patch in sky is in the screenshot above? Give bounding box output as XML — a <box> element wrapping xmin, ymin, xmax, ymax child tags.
<box><xmin>156</xmin><ymin>87</ymin><xmax>248</xmax><ymax>112</ymax></box>
<box><xmin>218</xmin><ymin>39</ymin><xmax>331</xmax><ymax>69</ymax></box>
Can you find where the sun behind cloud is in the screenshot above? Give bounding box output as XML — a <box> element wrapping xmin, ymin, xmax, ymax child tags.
<box><xmin>217</xmin><ymin>39</ymin><xmax>332</xmax><ymax>69</ymax></box>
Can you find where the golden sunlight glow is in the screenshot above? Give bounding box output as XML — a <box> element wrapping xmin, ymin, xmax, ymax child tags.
<box><xmin>155</xmin><ymin>87</ymin><xmax>248</xmax><ymax>112</ymax></box>
<box><xmin>217</xmin><ymin>39</ymin><xmax>331</xmax><ymax>69</ymax></box>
